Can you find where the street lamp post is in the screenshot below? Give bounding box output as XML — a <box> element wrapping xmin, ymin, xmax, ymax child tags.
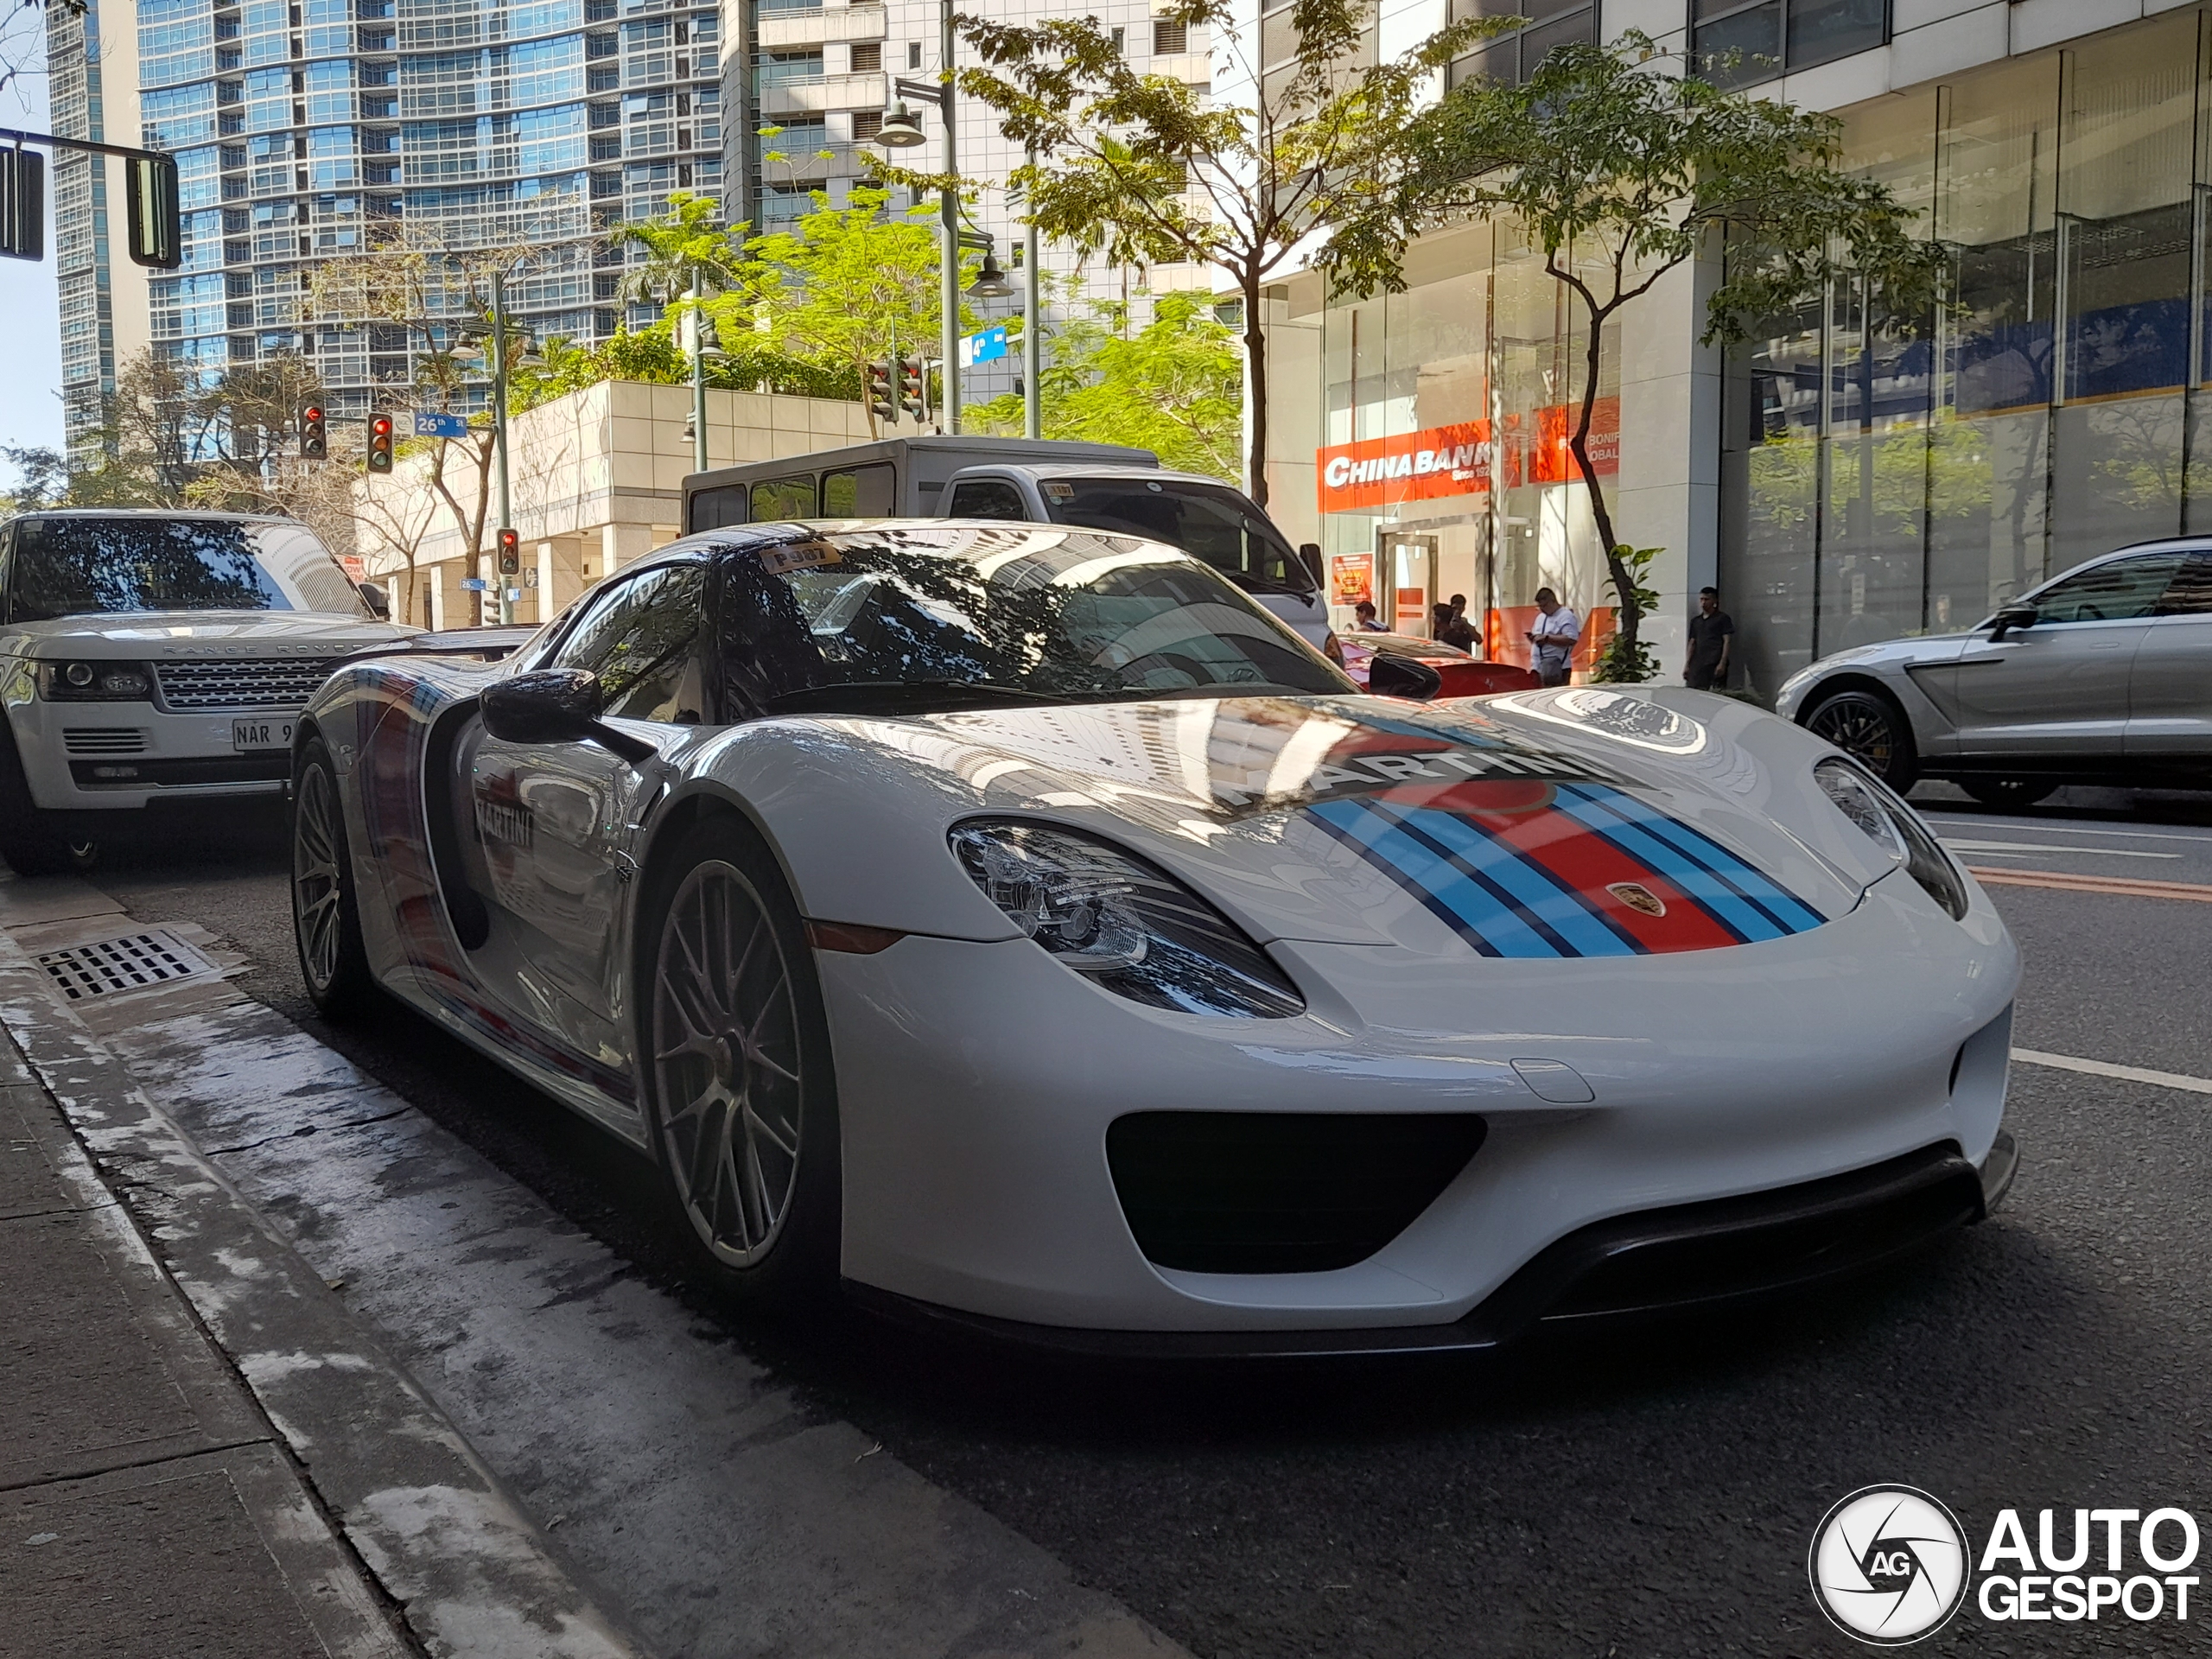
<box><xmin>1022</xmin><ymin>144</ymin><xmax>1041</xmax><ymax>442</ymax></box>
<box><xmin>489</xmin><ymin>269</ymin><xmax>514</xmax><ymax>626</ymax></box>
<box><xmin>688</xmin><ymin>271</ymin><xmax>708</xmax><ymax>474</ymax></box>
<box><xmin>873</xmin><ymin>0</ymin><xmax>962</xmax><ymax>430</ymax></box>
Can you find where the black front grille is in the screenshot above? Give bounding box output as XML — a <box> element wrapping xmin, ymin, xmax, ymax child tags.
<box><xmin>1106</xmin><ymin>1111</ymin><xmax>1488</xmax><ymax>1274</ymax></box>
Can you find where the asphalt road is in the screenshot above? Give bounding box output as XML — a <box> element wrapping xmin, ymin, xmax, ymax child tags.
<box><xmin>77</xmin><ymin>782</ymin><xmax>2212</xmax><ymax>1657</ymax></box>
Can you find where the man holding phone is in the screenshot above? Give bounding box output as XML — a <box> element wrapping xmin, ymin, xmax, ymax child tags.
<box><xmin>1527</xmin><ymin>587</ymin><xmax>1579</xmax><ymax>687</ymax></box>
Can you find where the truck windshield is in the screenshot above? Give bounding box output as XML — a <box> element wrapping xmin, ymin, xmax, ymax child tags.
<box><xmin>1041</xmin><ymin>478</ymin><xmax>1313</xmax><ymax>596</ymax></box>
<box><xmin>721</xmin><ymin>524</ymin><xmax>1350</xmax><ymax>716</ymax></box>
<box><xmin>8</xmin><ymin>517</ymin><xmax>372</xmax><ymax>622</ymax></box>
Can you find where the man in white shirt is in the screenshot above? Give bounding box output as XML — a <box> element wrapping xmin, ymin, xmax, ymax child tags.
<box><xmin>1526</xmin><ymin>587</ymin><xmax>1580</xmax><ymax>686</ymax></box>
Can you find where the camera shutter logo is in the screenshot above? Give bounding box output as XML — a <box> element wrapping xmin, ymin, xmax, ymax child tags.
<box><xmin>1808</xmin><ymin>1486</ymin><xmax>1970</xmax><ymax>1645</ymax></box>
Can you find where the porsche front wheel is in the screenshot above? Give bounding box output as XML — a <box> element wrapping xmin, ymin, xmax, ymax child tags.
<box><xmin>1805</xmin><ymin>689</ymin><xmax>1919</xmax><ymax>791</ymax></box>
<box><xmin>640</xmin><ymin>823</ymin><xmax>840</xmax><ymax>1310</ymax></box>
<box><xmin>290</xmin><ymin>736</ymin><xmax>373</xmax><ymax>1017</ymax></box>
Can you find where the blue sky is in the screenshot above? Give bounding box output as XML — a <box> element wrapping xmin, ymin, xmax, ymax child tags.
<box><xmin>0</xmin><ymin>65</ymin><xmax>65</xmax><ymax>457</ymax></box>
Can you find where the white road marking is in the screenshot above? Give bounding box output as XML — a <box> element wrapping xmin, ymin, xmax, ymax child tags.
<box><xmin>1941</xmin><ymin>837</ymin><xmax>2183</xmax><ymax>860</ymax></box>
<box><xmin>2012</xmin><ymin>1048</ymin><xmax>2212</xmax><ymax>1096</ymax></box>
<box><xmin>1926</xmin><ymin>817</ymin><xmax>2212</xmax><ymax>846</ymax></box>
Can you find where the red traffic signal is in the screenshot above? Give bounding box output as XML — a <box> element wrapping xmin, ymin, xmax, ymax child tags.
<box><xmin>366</xmin><ymin>413</ymin><xmax>394</xmax><ymax>474</ymax></box>
<box><xmin>865</xmin><ymin>359</ymin><xmax>896</xmax><ymax>424</ymax></box>
<box><xmin>298</xmin><ymin>400</ymin><xmax>327</xmax><ymax>460</ymax></box>
<box><xmin>496</xmin><ymin>527</ymin><xmax>520</xmax><ymax>576</ymax></box>
<box><xmin>898</xmin><ymin>358</ymin><xmax>925</xmax><ymax>418</ymax></box>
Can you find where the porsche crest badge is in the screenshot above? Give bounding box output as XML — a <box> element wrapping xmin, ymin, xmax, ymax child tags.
<box><xmin>1606</xmin><ymin>881</ymin><xmax>1668</xmax><ymax>918</ymax></box>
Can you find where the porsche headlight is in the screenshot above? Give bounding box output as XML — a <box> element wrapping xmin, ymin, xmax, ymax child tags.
<box><xmin>950</xmin><ymin>820</ymin><xmax>1305</xmax><ymax>1018</ymax></box>
<box><xmin>1814</xmin><ymin>758</ymin><xmax>1969</xmax><ymax>920</ymax></box>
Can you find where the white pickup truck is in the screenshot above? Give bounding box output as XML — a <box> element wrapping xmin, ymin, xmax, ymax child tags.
<box><xmin>0</xmin><ymin>509</ymin><xmax>412</xmax><ymax>873</ymax></box>
<box><xmin>681</xmin><ymin>437</ymin><xmax>1334</xmax><ymax>650</ymax></box>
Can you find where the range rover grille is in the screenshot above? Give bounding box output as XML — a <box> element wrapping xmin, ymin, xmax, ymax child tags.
<box><xmin>155</xmin><ymin>657</ymin><xmax>336</xmax><ymax>709</ymax></box>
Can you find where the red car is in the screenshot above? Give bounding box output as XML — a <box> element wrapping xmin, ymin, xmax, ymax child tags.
<box><xmin>1337</xmin><ymin>631</ymin><xmax>1541</xmax><ymax>697</ymax></box>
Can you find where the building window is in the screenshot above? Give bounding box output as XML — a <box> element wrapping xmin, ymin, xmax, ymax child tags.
<box><xmin>1110</xmin><ymin>25</ymin><xmax>1125</xmax><ymax>54</ymax></box>
<box><xmin>851</xmin><ymin>109</ymin><xmax>882</xmax><ymax>143</ymax></box>
<box><xmin>906</xmin><ymin>41</ymin><xmax>921</xmax><ymax>69</ymax></box>
<box><xmin>1446</xmin><ymin>0</ymin><xmax>1595</xmax><ymax>89</ymax></box>
<box><xmin>1153</xmin><ymin>18</ymin><xmax>1188</xmax><ymax>54</ymax></box>
<box><xmin>1691</xmin><ymin>0</ymin><xmax>1887</xmax><ymax>89</ymax></box>
<box><xmin>850</xmin><ymin>41</ymin><xmax>880</xmax><ymax>73</ymax></box>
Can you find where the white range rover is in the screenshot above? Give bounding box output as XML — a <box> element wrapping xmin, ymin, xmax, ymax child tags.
<box><xmin>0</xmin><ymin>509</ymin><xmax>413</xmax><ymax>874</ymax></box>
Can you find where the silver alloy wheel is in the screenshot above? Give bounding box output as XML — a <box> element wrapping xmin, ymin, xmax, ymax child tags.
<box><xmin>652</xmin><ymin>860</ymin><xmax>804</xmax><ymax>1267</ymax></box>
<box><xmin>1807</xmin><ymin>693</ymin><xmax>1899</xmax><ymax>779</ymax></box>
<box><xmin>292</xmin><ymin>761</ymin><xmax>344</xmax><ymax>992</ymax></box>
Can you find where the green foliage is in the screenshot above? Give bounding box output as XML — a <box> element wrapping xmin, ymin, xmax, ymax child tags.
<box><xmin>1590</xmin><ymin>546</ymin><xmax>1662</xmax><ymax>683</ymax></box>
<box><xmin>1318</xmin><ymin>32</ymin><xmax>1948</xmax><ymax>656</ymax></box>
<box><xmin>510</xmin><ymin>324</ymin><xmax>862</xmax><ymax>412</ymax></box>
<box><xmin>937</xmin><ymin>0</ymin><xmax>1512</xmax><ymax>504</ymax></box>
<box><xmin>965</xmin><ymin>292</ymin><xmax>1240</xmax><ymax>478</ymax></box>
<box><xmin>607</xmin><ymin>190</ymin><xmax>749</xmax><ymax>310</ymax></box>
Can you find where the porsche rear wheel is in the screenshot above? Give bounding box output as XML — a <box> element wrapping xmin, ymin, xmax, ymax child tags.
<box><xmin>640</xmin><ymin>821</ymin><xmax>839</xmax><ymax>1309</ymax></box>
<box><xmin>1805</xmin><ymin>689</ymin><xmax>1919</xmax><ymax>791</ymax></box>
<box><xmin>290</xmin><ymin>736</ymin><xmax>373</xmax><ymax>1017</ymax></box>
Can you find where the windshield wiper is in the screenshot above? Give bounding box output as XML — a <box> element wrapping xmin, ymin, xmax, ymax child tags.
<box><xmin>1221</xmin><ymin>570</ymin><xmax>1316</xmax><ymax>600</ymax></box>
<box><xmin>766</xmin><ymin>680</ymin><xmax>1074</xmax><ymax>713</ymax></box>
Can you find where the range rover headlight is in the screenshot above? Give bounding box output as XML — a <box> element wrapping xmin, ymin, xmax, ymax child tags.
<box><xmin>950</xmin><ymin>820</ymin><xmax>1305</xmax><ymax>1018</ymax></box>
<box><xmin>40</xmin><ymin>661</ymin><xmax>153</xmax><ymax>702</ymax></box>
<box><xmin>1814</xmin><ymin>757</ymin><xmax>1969</xmax><ymax>920</ymax></box>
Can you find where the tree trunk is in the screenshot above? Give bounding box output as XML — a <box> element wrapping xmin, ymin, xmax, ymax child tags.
<box><xmin>1242</xmin><ymin>272</ymin><xmax>1268</xmax><ymax>508</ymax></box>
<box><xmin>1567</xmin><ymin>300</ymin><xmax>1638</xmax><ymax>669</ymax></box>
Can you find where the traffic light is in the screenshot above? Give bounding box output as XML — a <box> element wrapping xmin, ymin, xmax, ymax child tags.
<box><xmin>298</xmin><ymin>401</ymin><xmax>327</xmax><ymax>460</ymax></box>
<box><xmin>366</xmin><ymin>412</ymin><xmax>394</xmax><ymax>474</ymax></box>
<box><xmin>899</xmin><ymin>357</ymin><xmax>925</xmax><ymax>419</ymax></box>
<box><xmin>496</xmin><ymin>528</ymin><xmax>520</xmax><ymax>576</ymax></box>
<box><xmin>865</xmin><ymin>359</ymin><xmax>896</xmax><ymax>424</ymax></box>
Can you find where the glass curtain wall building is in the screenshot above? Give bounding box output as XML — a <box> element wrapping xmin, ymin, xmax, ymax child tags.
<box><xmin>1722</xmin><ymin>6</ymin><xmax>2212</xmax><ymax>696</ymax></box>
<box><xmin>58</xmin><ymin>0</ymin><xmax>722</xmax><ymax>442</ymax></box>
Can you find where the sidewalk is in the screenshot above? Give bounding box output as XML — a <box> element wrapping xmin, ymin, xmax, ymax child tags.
<box><xmin>0</xmin><ymin>1027</ymin><xmax>413</xmax><ymax>1658</ymax></box>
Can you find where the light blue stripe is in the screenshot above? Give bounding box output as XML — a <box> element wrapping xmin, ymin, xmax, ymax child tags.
<box><xmin>1386</xmin><ymin>804</ymin><xmax>1637</xmax><ymax>958</ymax></box>
<box><xmin>1309</xmin><ymin>800</ymin><xmax>1559</xmax><ymax>958</ymax></box>
<box><xmin>1547</xmin><ymin>786</ymin><xmax>1787</xmax><ymax>942</ymax></box>
<box><xmin>1573</xmin><ymin>785</ymin><xmax>1825</xmax><ymax>933</ymax></box>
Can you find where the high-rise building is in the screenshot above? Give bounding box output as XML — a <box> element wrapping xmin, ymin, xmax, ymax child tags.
<box><xmin>51</xmin><ymin>0</ymin><xmax>728</xmax><ymax>451</ymax></box>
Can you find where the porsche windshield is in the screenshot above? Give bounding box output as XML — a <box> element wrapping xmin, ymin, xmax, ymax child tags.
<box><xmin>7</xmin><ymin>517</ymin><xmax>372</xmax><ymax>622</ymax></box>
<box><xmin>727</xmin><ymin>526</ymin><xmax>1351</xmax><ymax>713</ymax></box>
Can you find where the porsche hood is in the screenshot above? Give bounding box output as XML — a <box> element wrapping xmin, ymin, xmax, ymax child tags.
<box><xmin>704</xmin><ymin>687</ymin><xmax>1898</xmax><ymax>957</ymax></box>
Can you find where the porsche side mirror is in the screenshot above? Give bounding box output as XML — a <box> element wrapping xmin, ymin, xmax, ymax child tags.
<box><xmin>1989</xmin><ymin>604</ymin><xmax>2037</xmax><ymax>641</ymax></box>
<box><xmin>1298</xmin><ymin>541</ymin><xmax>1325</xmax><ymax>588</ymax></box>
<box><xmin>357</xmin><ymin>581</ymin><xmax>390</xmax><ymax>620</ymax></box>
<box><xmin>481</xmin><ymin>669</ymin><xmax>657</xmax><ymax>764</ymax></box>
<box><xmin>1365</xmin><ymin>652</ymin><xmax>1443</xmax><ymax>701</ymax></box>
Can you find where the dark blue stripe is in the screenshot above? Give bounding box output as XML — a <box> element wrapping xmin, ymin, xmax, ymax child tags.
<box><xmin>1308</xmin><ymin>800</ymin><xmax>1548</xmax><ymax>957</ymax></box>
<box><xmin>1379</xmin><ymin>802</ymin><xmax>1641</xmax><ymax>958</ymax></box>
<box><xmin>1551</xmin><ymin>785</ymin><xmax>1817</xmax><ymax>940</ymax></box>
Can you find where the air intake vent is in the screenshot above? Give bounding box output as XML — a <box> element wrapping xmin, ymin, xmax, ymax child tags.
<box><xmin>156</xmin><ymin>657</ymin><xmax>335</xmax><ymax>709</ymax></box>
<box><xmin>35</xmin><ymin>930</ymin><xmax>219</xmax><ymax>1001</ymax></box>
<box><xmin>62</xmin><ymin>728</ymin><xmax>149</xmax><ymax>755</ymax></box>
<box><xmin>1106</xmin><ymin>1111</ymin><xmax>1487</xmax><ymax>1274</ymax></box>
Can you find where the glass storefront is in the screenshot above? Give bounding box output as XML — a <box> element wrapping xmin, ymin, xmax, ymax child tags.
<box><xmin>1270</xmin><ymin>221</ymin><xmax>1622</xmax><ymax>675</ymax></box>
<box><xmin>1722</xmin><ymin>8</ymin><xmax>2212</xmax><ymax>697</ymax></box>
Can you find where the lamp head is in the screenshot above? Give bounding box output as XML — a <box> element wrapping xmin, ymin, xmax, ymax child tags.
<box><xmin>873</xmin><ymin>102</ymin><xmax>927</xmax><ymax>149</ymax></box>
<box><xmin>969</xmin><ymin>250</ymin><xmax>1014</xmax><ymax>299</ymax></box>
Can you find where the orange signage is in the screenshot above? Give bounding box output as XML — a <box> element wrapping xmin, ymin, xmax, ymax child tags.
<box><xmin>1316</xmin><ymin>400</ymin><xmax>1618</xmax><ymax>515</ymax></box>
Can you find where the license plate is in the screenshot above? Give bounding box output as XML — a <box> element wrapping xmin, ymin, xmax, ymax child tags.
<box><xmin>232</xmin><ymin>717</ymin><xmax>294</xmax><ymax>752</ymax></box>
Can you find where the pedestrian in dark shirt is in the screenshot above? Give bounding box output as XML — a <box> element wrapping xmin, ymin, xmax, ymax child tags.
<box><xmin>1684</xmin><ymin>587</ymin><xmax>1734</xmax><ymax>690</ymax></box>
<box><xmin>1437</xmin><ymin>594</ymin><xmax>1478</xmax><ymax>652</ymax></box>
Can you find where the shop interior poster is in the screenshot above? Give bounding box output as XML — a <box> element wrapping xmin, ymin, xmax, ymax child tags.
<box><xmin>1329</xmin><ymin>552</ymin><xmax>1374</xmax><ymax>610</ymax></box>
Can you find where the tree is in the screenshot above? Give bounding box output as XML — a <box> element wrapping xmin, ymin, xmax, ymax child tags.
<box><xmin>966</xmin><ymin>291</ymin><xmax>1240</xmax><ymax>477</ymax></box>
<box><xmin>715</xmin><ymin>186</ymin><xmax>982</xmax><ymax>438</ymax></box>
<box><xmin>950</xmin><ymin>0</ymin><xmax>1503</xmax><ymax>507</ymax></box>
<box><xmin>607</xmin><ymin>189</ymin><xmax>748</xmax><ymax>315</ymax></box>
<box><xmin>0</xmin><ymin>445</ymin><xmax>71</xmax><ymax>513</ymax></box>
<box><xmin>1320</xmin><ymin>34</ymin><xmax>1945</xmax><ymax>677</ymax></box>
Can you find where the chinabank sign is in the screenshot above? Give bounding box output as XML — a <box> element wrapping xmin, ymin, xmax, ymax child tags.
<box><xmin>1314</xmin><ymin>401</ymin><xmax>1620</xmax><ymax>516</ymax></box>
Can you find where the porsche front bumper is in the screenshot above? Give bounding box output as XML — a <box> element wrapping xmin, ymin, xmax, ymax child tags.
<box><xmin>816</xmin><ymin>871</ymin><xmax>2019</xmax><ymax>1338</ymax></box>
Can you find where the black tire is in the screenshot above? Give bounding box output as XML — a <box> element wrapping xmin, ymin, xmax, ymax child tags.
<box><xmin>1961</xmin><ymin>775</ymin><xmax>2059</xmax><ymax>810</ymax></box>
<box><xmin>1803</xmin><ymin>688</ymin><xmax>1920</xmax><ymax>791</ymax></box>
<box><xmin>634</xmin><ymin>816</ymin><xmax>841</xmax><ymax>1313</ymax></box>
<box><xmin>289</xmin><ymin>735</ymin><xmax>374</xmax><ymax>1017</ymax></box>
<box><xmin>0</xmin><ymin>725</ymin><xmax>98</xmax><ymax>876</ymax></box>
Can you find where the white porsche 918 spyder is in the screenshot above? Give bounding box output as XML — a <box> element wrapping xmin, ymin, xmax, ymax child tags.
<box><xmin>290</xmin><ymin>520</ymin><xmax>2020</xmax><ymax>1356</ymax></box>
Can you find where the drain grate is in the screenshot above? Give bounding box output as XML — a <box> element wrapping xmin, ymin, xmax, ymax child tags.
<box><xmin>35</xmin><ymin>930</ymin><xmax>219</xmax><ymax>1001</ymax></box>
